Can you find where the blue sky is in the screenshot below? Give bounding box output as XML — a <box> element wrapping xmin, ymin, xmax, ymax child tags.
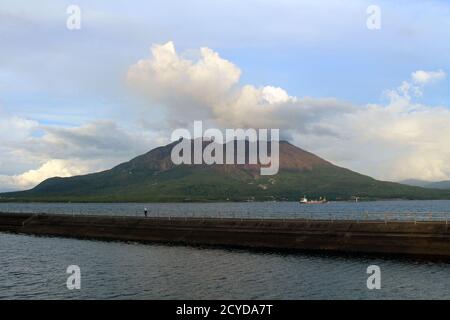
<box><xmin>1</xmin><ymin>0</ymin><xmax>450</xmax><ymax>190</ymax></box>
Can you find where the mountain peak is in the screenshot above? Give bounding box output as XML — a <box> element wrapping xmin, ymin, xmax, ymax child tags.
<box><xmin>113</xmin><ymin>138</ymin><xmax>332</xmax><ymax>174</ymax></box>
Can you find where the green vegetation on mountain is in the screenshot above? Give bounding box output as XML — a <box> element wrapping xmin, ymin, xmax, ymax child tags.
<box><xmin>1</xmin><ymin>140</ymin><xmax>450</xmax><ymax>202</ymax></box>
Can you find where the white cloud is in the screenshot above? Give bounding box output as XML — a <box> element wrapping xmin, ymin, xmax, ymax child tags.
<box><xmin>127</xmin><ymin>42</ymin><xmax>450</xmax><ymax>182</ymax></box>
<box><xmin>412</xmin><ymin>70</ymin><xmax>446</xmax><ymax>85</ymax></box>
<box><xmin>303</xmin><ymin>97</ymin><xmax>450</xmax><ymax>182</ymax></box>
<box><xmin>386</xmin><ymin>70</ymin><xmax>446</xmax><ymax>100</ymax></box>
<box><xmin>0</xmin><ymin>159</ymin><xmax>90</xmax><ymax>191</ymax></box>
<box><xmin>261</xmin><ymin>86</ymin><xmax>291</xmax><ymax>104</ymax></box>
<box><xmin>0</xmin><ymin>112</ymin><xmax>156</xmax><ymax>191</ymax></box>
<box><xmin>127</xmin><ymin>41</ymin><xmax>241</xmax><ymax>126</ymax></box>
<box><xmin>30</xmin><ymin>120</ymin><xmax>151</xmax><ymax>160</ymax></box>
<box><xmin>0</xmin><ymin>110</ymin><xmax>38</xmax><ymax>144</ymax></box>
<box><xmin>127</xmin><ymin>42</ymin><xmax>354</xmax><ymax>129</ymax></box>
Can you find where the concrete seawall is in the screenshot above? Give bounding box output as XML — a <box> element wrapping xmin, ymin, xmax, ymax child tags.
<box><xmin>1</xmin><ymin>212</ymin><xmax>450</xmax><ymax>258</ymax></box>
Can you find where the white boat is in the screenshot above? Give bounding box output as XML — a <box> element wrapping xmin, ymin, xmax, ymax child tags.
<box><xmin>299</xmin><ymin>196</ymin><xmax>328</xmax><ymax>204</ymax></box>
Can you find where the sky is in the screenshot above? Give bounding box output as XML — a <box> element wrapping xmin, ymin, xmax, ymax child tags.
<box><xmin>1</xmin><ymin>0</ymin><xmax>450</xmax><ymax>191</ymax></box>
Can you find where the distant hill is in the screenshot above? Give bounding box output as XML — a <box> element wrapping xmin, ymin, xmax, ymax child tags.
<box><xmin>399</xmin><ymin>179</ymin><xmax>432</xmax><ymax>188</ymax></box>
<box><xmin>400</xmin><ymin>179</ymin><xmax>450</xmax><ymax>190</ymax></box>
<box><xmin>1</xmin><ymin>139</ymin><xmax>450</xmax><ymax>202</ymax></box>
<box><xmin>427</xmin><ymin>181</ymin><xmax>450</xmax><ymax>190</ymax></box>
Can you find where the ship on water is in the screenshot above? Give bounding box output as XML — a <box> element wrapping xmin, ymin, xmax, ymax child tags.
<box><xmin>299</xmin><ymin>196</ymin><xmax>328</xmax><ymax>204</ymax></box>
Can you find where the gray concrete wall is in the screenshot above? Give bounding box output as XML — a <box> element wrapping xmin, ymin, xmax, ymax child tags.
<box><xmin>1</xmin><ymin>212</ymin><xmax>450</xmax><ymax>258</ymax></box>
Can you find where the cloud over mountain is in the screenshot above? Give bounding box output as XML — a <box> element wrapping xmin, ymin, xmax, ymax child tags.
<box><xmin>127</xmin><ymin>42</ymin><xmax>450</xmax><ymax>182</ymax></box>
<box><xmin>2</xmin><ymin>1</ymin><xmax>450</xmax><ymax>192</ymax></box>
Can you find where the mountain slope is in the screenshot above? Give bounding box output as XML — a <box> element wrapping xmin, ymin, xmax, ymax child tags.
<box><xmin>401</xmin><ymin>179</ymin><xmax>450</xmax><ymax>190</ymax></box>
<box><xmin>1</xmin><ymin>140</ymin><xmax>449</xmax><ymax>202</ymax></box>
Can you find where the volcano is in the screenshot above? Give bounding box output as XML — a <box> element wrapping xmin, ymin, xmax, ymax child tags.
<box><xmin>2</xmin><ymin>140</ymin><xmax>449</xmax><ymax>202</ymax></box>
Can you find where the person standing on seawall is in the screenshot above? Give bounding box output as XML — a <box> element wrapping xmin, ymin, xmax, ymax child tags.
<box><xmin>144</xmin><ymin>208</ymin><xmax>148</xmax><ymax>217</ymax></box>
